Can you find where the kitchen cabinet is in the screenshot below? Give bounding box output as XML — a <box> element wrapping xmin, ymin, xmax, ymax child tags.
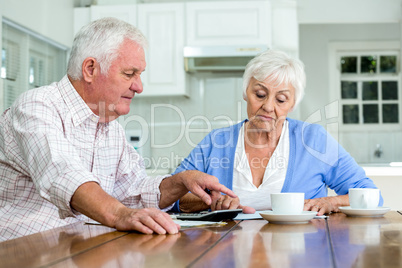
<box><xmin>73</xmin><ymin>7</ymin><xmax>91</xmax><ymax>34</ymax></box>
<box><xmin>137</xmin><ymin>3</ymin><xmax>187</xmax><ymax>97</ymax></box>
<box><xmin>271</xmin><ymin>1</ymin><xmax>298</xmax><ymax>56</ymax></box>
<box><xmin>185</xmin><ymin>0</ymin><xmax>271</xmax><ymax>47</ymax></box>
<box><xmin>90</xmin><ymin>4</ymin><xmax>137</xmax><ymax>26</ymax></box>
<box><xmin>73</xmin><ymin>5</ymin><xmax>137</xmax><ymax>35</ymax></box>
<box><xmin>73</xmin><ymin>1</ymin><xmax>298</xmax><ymax>97</ymax></box>
<box><xmin>73</xmin><ymin>3</ymin><xmax>187</xmax><ymax>97</ymax></box>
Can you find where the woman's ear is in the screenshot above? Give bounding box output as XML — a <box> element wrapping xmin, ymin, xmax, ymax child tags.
<box><xmin>82</xmin><ymin>57</ymin><xmax>98</xmax><ymax>83</ymax></box>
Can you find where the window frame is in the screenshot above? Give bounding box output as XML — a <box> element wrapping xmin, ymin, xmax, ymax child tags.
<box><xmin>329</xmin><ymin>41</ymin><xmax>402</xmax><ymax>132</ymax></box>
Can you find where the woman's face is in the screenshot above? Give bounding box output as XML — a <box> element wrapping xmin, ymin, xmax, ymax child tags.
<box><xmin>245</xmin><ymin>77</ymin><xmax>295</xmax><ymax>132</ymax></box>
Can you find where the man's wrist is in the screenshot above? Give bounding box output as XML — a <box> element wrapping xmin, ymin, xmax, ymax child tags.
<box><xmin>159</xmin><ymin>171</ymin><xmax>189</xmax><ymax>208</ymax></box>
<box><xmin>107</xmin><ymin>202</ymin><xmax>127</xmax><ymax>228</ymax></box>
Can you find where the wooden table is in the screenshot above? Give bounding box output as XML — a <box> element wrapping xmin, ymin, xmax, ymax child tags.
<box><xmin>1</xmin><ymin>211</ymin><xmax>401</xmax><ymax>268</ymax></box>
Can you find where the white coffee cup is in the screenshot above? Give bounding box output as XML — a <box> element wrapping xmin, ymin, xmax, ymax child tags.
<box><xmin>349</xmin><ymin>188</ymin><xmax>380</xmax><ymax>209</ymax></box>
<box><xmin>271</xmin><ymin>193</ymin><xmax>305</xmax><ymax>215</ymax></box>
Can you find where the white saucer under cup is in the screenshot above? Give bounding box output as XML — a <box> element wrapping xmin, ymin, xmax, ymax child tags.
<box><xmin>259</xmin><ymin>211</ymin><xmax>318</xmax><ymax>224</ymax></box>
<box><xmin>339</xmin><ymin>206</ymin><xmax>390</xmax><ymax>217</ymax></box>
<box><xmin>349</xmin><ymin>188</ymin><xmax>380</xmax><ymax>209</ymax></box>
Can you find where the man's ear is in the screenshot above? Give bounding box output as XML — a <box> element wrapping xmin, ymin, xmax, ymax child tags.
<box><xmin>82</xmin><ymin>57</ymin><xmax>98</xmax><ymax>83</ymax></box>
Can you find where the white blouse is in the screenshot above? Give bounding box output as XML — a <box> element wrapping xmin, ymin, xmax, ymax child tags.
<box><xmin>232</xmin><ymin>121</ymin><xmax>289</xmax><ymax>211</ymax></box>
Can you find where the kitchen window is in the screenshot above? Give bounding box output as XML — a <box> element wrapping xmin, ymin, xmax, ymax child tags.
<box><xmin>340</xmin><ymin>52</ymin><xmax>399</xmax><ymax>126</ymax></box>
<box><xmin>328</xmin><ymin>41</ymin><xmax>401</xmax><ymax>163</ymax></box>
<box><xmin>329</xmin><ymin>41</ymin><xmax>401</xmax><ymax>132</ymax></box>
<box><xmin>1</xmin><ymin>18</ymin><xmax>67</xmax><ymax>112</ymax></box>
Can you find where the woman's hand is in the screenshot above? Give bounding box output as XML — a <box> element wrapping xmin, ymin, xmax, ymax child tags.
<box><xmin>211</xmin><ymin>195</ymin><xmax>256</xmax><ymax>214</ymax></box>
<box><xmin>304</xmin><ymin>194</ymin><xmax>349</xmax><ymax>216</ymax></box>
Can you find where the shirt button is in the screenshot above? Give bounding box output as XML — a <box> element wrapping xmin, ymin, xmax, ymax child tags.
<box><xmin>91</xmin><ymin>116</ymin><xmax>98</xmax><ymax>122</ymax></box>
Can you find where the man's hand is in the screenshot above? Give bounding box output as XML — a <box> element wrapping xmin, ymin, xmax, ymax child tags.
<box><xmin>180</xmin><ymin>170</ymin><xmax>237</xmax><ymax>206</ymax></box>
<box><xmin>159</xmin><ymin>170</ymin><xmax>237</xmax><ymax>209</ymax></box>
<box><xmin>71</xmin><ymin>182</ymin><xmax>180</xmax><ymax>235</ymax></box>
<box><xmin>113</xmin><ymin>207</ymin><xmax>180</xmax><ymax>235</ymax></box>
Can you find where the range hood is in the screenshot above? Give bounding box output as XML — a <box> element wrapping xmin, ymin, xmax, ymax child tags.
<box><xmin>183</xmin><ymin>45</ymin><xmax>268</xmax><ymax>72</ymax></box>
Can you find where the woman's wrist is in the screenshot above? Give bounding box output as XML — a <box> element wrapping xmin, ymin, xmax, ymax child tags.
<box><xmin>326</xmin><ymin>194</ymin><xmax>349</xmax><ymax>212</ymax></box>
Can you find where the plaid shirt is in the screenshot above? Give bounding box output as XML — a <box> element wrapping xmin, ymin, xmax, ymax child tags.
<box><xmin>0</xmin><ymin>75</ymin><xmax>168</xmax><ymax>241</ymax></box>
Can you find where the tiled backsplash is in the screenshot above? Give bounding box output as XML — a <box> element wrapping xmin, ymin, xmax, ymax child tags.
<box><xmin>119</xmin><ymin>73</ymin><xmax>247</xmax><ymax>170</ymax></box>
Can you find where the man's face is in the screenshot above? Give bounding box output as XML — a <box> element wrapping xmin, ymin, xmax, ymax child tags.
<box><xmin>88</xmin><ymin>39</ymin><xmax>146</xmax><ymax>122</ymax></box>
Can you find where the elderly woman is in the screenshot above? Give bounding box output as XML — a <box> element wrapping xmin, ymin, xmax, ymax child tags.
<box><xmin>172</xmin><ymin>49</ymin><xmax>383</xmax><ymax>216</ymax></box>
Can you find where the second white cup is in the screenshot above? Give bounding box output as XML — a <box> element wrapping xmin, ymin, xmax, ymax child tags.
<box><xmin>271</xmin><ymin>192</ymin><xmax>305</xmax><ymax>215</ymax></box>
<box><xmin>349</xmin><ymin>188</ymin><xmax>380</xmax><ymax>209</ymax></box>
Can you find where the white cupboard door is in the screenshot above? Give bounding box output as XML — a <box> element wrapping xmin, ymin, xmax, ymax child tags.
<box><xmin>272</xmin><ymin>1</ymin><xmax>298</xmax><ymax>56</ymax></box>
<box><xmin>137</xmin><ymin>3</ymin><xmax>186</xmax><ymax>97</ymax></box>
<box><xmin>73</xmin><ymin>7</ymin><xmax>91</xmax><ymax>35</ymax></box>
<box><xmin>185</xmin><ymin>0</ymin><xmax>271</xmax><ymax>47</ymax></box>
<box><xmin>90</xmin><ymin>4</ymin><xmax>137</xmax><ymax>26</ymax></box>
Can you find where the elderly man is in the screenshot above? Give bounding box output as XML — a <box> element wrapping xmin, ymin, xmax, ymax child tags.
<box><xmin>0</xmin><ymin>17</ymin><xmax>236</xmax><ymax>241</ymax></box>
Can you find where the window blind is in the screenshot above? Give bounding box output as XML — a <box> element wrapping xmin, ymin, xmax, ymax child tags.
<box><xmin>1</xmin><ymin>18</ymin><xmax>68</xmax><ymax>112</ymax></box>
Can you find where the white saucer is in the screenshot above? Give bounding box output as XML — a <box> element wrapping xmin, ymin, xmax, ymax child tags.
<box><xmin>339</xmin><ymin>206</ymin><xmax>391</xmax><ymax>217</ymax></box>
<box><xmin>259</xmin><ymin>211</ymin><xmax>318</xmax><ymax>224</ymax></box>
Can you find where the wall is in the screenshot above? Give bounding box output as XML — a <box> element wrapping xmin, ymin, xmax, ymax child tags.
<box><xmin>299</xmin><ymin>23</ymin><xmax>400</xmax><ymax>119</ymax></box>
<box><xmin>299</xmin><ymin>23</ymin><xmax>402</xmax><ymax>163</ymax></box>
<box><xmin>297</xmin><ymin>0</ymin><xmax>401</xmax><ymax>25</ymax></box>
<box><xmin>0</xmin><ymin>0</ymin><xmax>76</xmax><ymax>47</ymax></box>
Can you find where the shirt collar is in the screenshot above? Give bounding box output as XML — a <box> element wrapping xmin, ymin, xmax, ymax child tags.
<box><xmin>58</xmin><ymin>75</ymin><xmax>100</xmax><ymax>126</ymax></box>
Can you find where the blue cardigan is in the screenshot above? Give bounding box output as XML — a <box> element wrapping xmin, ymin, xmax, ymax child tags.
<box><xmin>172</xmin><ymin>118</ymin><xmax>383</xmax><ymax>211</ymax></box>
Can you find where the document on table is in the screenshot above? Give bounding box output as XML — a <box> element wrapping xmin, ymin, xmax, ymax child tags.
<box><xmin>170</xmin><ymin>215</ymin><xmax>227</xmax><ymax>227</ymax></box>
<box><xmin>173</xmin><ymin>220</ymin><xmax>227</xmax><ymax>228</ymax></box>
<box><xmin>234</xmin><ymin>212</ymin><xmax>263</xmax><ymax>220</ymax></box>
<box><xmin>233</xmin><ymin>211</ymin><xmax>327</xmax><ymax>220</ymax></box>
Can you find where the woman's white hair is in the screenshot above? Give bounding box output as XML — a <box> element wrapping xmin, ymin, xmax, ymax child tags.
<box><xmin>67</xmin><ymin>17</ymin><xmax>148</xmax><ymax>80</ymax></box>
<box><xmin>242</xmin><ymin>49</ymin><xmax>306</xmax><ymax>110</ymax></box>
